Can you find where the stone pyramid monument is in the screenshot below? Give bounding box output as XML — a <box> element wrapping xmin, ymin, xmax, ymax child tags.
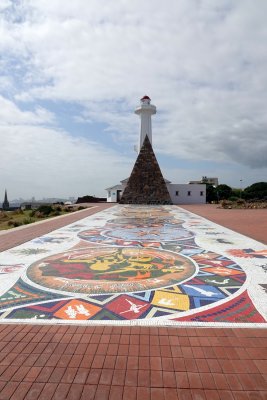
<box><xmin>120</xmin><ymin>135</ymin><xmax>172</xmax><ymax>204</ymax></box>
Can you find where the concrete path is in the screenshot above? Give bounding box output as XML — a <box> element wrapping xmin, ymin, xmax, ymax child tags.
<box><xmin>0</xmin><ymin>204</ymin><xmax>266</xmax><ymax>399</ymax></box>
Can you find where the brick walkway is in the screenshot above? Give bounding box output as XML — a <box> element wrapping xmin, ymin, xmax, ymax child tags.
<box><xmin>179</xmin><ymin>204</ymin><xmax>267</xmax><ymax>245</ymax></box>
<box><xmin>0</xmin><ymin>325</ymin><xmax>266</xmax><ymax>400</ymax></box>
<box><xmin>0</xmin><ymin>204</ymin><xmax>266</xmax><ymax>399</ymax></box>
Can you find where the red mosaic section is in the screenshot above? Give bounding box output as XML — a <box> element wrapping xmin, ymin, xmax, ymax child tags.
<box><xmin>105</xmin><ymin>295</ymin><xmax>150</xmax><ymax>319</ymax></box>
<box><xmin>174</xmin><ymin>290</ymin><xmax>266</xmax><ymax>323</ymax></box>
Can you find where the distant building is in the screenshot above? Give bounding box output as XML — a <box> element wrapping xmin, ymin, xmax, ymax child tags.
<box><xmin>106</xmin><ymin>96</ymin><xmax>206</xmax><ymax>204</ymax></box>
<box><xmin>189</xmin><ymin>176</ymin><xmax>219</xmax><ymax>187</ymax></box>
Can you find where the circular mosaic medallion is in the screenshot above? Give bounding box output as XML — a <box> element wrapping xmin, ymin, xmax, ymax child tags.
<box><xmin>106</xmin><ymin>217</ymin><xmax>182</xmax><ymax>228</ymax></box>
<box><xmin>26</xmin><ymin>247</ymin><xmax>196</xmax><ymax>295</ymax></box>
<box><xmin>78</xmin><ymin>224</ymin><xmax>194</xmax><ymax>243</ymax></box>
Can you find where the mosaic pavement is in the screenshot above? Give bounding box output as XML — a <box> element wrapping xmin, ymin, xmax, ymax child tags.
<box><xmin>0</xmin><ymin>205</ymin><xmax>266</xmax><ymax>327</ymax></box>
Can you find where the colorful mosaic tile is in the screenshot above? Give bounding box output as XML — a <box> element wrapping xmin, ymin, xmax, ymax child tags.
<box><xmin>0</xmin><ymin>205</ymin><xmax>266</xmax><ymax>326</ymax></box>
<box><xmin>54</xmin><ymin>299</ymin><xmax>101</xmax><ymax>320</ymax></box>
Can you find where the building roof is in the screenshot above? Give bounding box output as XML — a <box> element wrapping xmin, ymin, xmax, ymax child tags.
<box><xmin>141</xmin><ymin>95</ymin><xmax>151</xmax><ymax>100</ymax></box>
<box><xmin>105</xmin><ymin>184</ymin><xmax>123</xmax><ymax>191</ymax></box>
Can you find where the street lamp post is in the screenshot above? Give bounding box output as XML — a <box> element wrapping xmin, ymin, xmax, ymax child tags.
<box><xmin>240</xmin><ymin>179</ymin><xmax>243</xmax><ymax>198</ymax></box>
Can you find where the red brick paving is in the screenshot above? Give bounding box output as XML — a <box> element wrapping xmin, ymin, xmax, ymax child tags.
<box><xmin>0</xmin><ymin>203</ymin><xmax>266</xmax><ymax>399</ymax></box>
<box><xmin>179</xmin><ymin>204</ymin><xmax>267</xmax><ymax>245</ymax></box>
<box><xmin>0</xmin><ymin>325</ymin><xmax>266</xmax><ymax>399</ymax></box>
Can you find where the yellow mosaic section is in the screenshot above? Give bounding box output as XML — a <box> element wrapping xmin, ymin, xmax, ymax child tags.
<box><xmin>152</xmin><ymin>290</ymin><xmax>190</xmax><ymax>311</ymax></box>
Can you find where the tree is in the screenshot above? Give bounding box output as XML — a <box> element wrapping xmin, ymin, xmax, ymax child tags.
<box><xmin>206</xmin><ymin>184</ymin><xmax>217</xmax><ymax>203</ymax></box>
<box><xmin>216</xmin><ymin>184</ymin><xmax>232</xmax><ymax>200</ymax></box>
<box><xmin>243</xmin><ymin>182</ymin><xmax>267</xmax><ymax>200</ymax></box>
<box><xmin>231</xmin><ymin>188</ymin><xmax>241</xmax><ymax>198</ymax></box>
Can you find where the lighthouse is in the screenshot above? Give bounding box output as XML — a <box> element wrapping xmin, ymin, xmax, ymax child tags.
<box><xmin>135</xmin><ymin>95</ymin><xmax>156</xmax><ymax>152</ymax></box>
<box><xmin>120</xmin><ymin>95</ymin><xmax>172</xmax><ymax>204</ymax></box>
<box><xmin>106</xmin><ymin>95</ymin><xmax>206</xmax><ymax>204</ymax></box>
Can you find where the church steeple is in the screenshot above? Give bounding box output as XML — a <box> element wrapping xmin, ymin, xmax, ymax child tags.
<box><xmin>2</xmin><ymin>189</ymin><xmax>9</xmax><ymax>211</ymax></box>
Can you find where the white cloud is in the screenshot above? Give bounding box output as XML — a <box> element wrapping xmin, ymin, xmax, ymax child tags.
<box><xmin>0</xmin><ymin>0</ymin><xmax>266</xmax><ymax>199</ymax></box>
<box><xmin>0</xmin><ymin>95</ymin><xmax>55</xmax><ymax>125</ymax></box>
<box><xmin>0</xmin><ymin>0</ymin><xmax>11</xmax><ymax>12</ymax></box>
<box><xmin>0</xmin><ymin>120</ymin><xmax>131</xmax><ymax>199</ymax></box>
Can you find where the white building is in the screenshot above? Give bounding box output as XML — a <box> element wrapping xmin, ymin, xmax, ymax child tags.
<box><xmin>106</xmin><ymin>96</ymin><xmax>206</xmax><ymax>204</ymax></box>
<box><xmin>167</xmin><ymin>184</ymin><xmax>205</xmax><ymax>204</ymax></box>
<box><xmin>106</xmin><ymin>183</ymin><xmax>124</xmax><ymax>203</ymax></box>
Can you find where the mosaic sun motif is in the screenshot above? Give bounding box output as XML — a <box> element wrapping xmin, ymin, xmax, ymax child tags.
<box><xmin>26</xmin><ymin>247</ymin><xmax>196</xmax><ymax>295</ymax></box>
<box><xmin>79</xmin><ymin>224</ymin><xmax>194</xmax><ymax>243</ymax></box>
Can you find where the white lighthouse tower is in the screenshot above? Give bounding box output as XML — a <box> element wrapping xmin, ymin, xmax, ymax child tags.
<box><xmin>135</xmin><ymin>95</ymin><xmax>156</xmax><ymax>152</ymax></box>
<box><xmin>106</xmin><ymin>95</ymin><xmax>206</xmax><ymax>204</ymax></box>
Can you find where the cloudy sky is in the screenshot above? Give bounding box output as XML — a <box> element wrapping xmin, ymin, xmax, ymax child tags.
<box><xmin>1</xmin><ymin>0</ymin><xmax>266</xmax><ymax>200</ymax></box>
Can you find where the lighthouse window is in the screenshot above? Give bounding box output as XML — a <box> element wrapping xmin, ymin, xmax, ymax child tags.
<box><xmin>187</xmin><ymin>191</ymin><xmax>191</xmax><ymax>196</ymax></box>
<box><xmin>200</xmin><ymin>191</ymin><xmax>204</xmax><ymax>196</ymax></box>
<box><xmin>175</xmin><ymin>191</ymin><xmax>179</xmax><ymax>196</ymax></box>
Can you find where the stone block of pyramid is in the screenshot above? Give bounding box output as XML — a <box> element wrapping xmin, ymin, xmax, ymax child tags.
<box><xmin>120</xmin><ymin>135</ymin><xmax>172</xmax><ymax>204</ymax></box>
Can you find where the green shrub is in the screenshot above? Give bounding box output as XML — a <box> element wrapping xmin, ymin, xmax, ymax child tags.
<box><xmin>51</xmin><ymin>211</ymin><xmax>61</xmax><ymax>216</ymax></box>
<box><xmin>220</xmin><ymin>200</ymin><xmax>233</xmax><ymax>208</ymax></box>
<box><xmin>36</xmin><ymin>205</ymin><xmax>53</xmax><ymax>216</ymax></box>
<box><xmin>23</xmin><ymin>218</ymin><xmax>33</xmax><ymax>225</ymax></box>
<box><xmin>236</xmin><ymin>198</ymin><xmax>246</xmax><ymax>205</ymax></box>
<box><xmin>0</xmin><ymin>212</ymin><xmax>9</xmax><ymax>221</ymax></box>
<box><xmin>12</xmin><ymin>209</ymin><xmax>24</xmax><ymax>215</ymax></box>
<box><xmin>228</xmin><ymin>196</ymin><xmax>239</xmax><ymax>201</ymax></box>
<box><xmin>13</xmin><ymin>221</ymin><xmax>23</xmax><ymax>227</ymax></box>
<box><xmin>35</xmin><ymin>211</ymin><xmax>45</xmax><ymax>218</ymax></box>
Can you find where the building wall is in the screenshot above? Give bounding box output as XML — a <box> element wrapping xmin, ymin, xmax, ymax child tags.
<box><xmin>167</xmin><ymin>184</ymin><xmax>206</xmax><ymax>204</ymax></box>
<box><xmin>107</xmin><ymin>190</ymin><xmax>118</xmax><ymax>202</ymax></box>
<box><xmin>107</xmin><ymin>183</ymin><xmax>206</xmax><ymax>204</ymax></box>
<box><xmin>106</xmin><ymin>186</ymin><xmax>123</xmax><ymax>202</ymax></box>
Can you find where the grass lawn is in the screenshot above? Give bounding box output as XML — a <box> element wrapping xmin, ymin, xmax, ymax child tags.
<box><xmin>0</xmin><ymin>206</ymin><xmax>85</xmax><ymax>231</ymax></box>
